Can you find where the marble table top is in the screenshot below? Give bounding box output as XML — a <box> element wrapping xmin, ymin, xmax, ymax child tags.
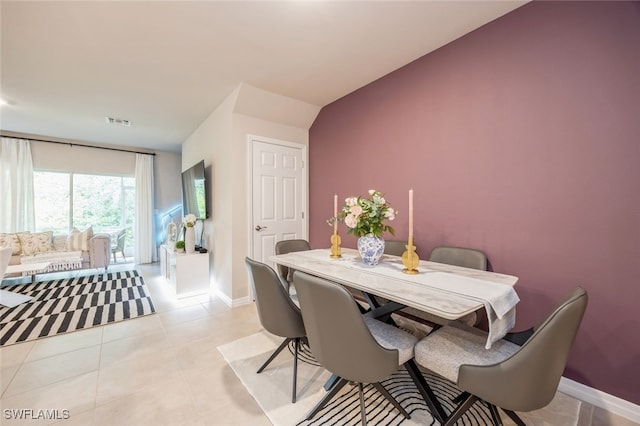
<box><xmin>271</xmin><ymin>248</ymin><xmax>520</xmax><ymax>347</ymax></box>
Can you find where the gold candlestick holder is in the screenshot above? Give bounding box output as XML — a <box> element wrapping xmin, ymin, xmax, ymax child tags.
<box><xmin>330</xmin><ymin>231</ymin><xmax>342</xmax><ymax>258</ymax></box>
<box><xmin>402</xmin><ymin>236</ymin><xmax>419</xmax><ymax>274</ymax></box>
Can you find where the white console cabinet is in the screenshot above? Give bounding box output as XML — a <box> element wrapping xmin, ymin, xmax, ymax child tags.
<box><xmin>160</xmin><ymin>244</ymin><xmax>210</xmax><ymax>298</ymax></box>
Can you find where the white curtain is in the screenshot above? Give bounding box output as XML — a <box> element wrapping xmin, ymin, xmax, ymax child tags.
<box><xmin>135</xmin><ymin>154</ymin><xmax>154</xmax><ymax>264</ymax></box>
<box><xmin>0</xmin><ymin>138</ymin><xmax>35</xmax><ymax>232</ymax></box>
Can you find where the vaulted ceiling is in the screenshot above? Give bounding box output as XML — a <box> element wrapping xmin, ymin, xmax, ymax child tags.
<box><xmin>1</xmin><ymin>1</ymin><xmax>527</xmax><ymax>152</ymax></box>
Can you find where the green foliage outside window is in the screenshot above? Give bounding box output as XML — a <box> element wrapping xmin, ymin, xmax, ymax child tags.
<box><xmin>34</xmin><ymin>171</ymin><xmax>135</xmax><ymax>251</ymax></box>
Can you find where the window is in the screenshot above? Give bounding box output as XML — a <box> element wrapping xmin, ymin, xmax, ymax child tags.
<box><xmin>34</xmin><ymin>171</ymin><xmax>135</xmax><ymax>253</ymax></box>
<box><xmin>33</xmin><ymin>172</ymin><xmax>70</xmax><ymax>235</ymax></box>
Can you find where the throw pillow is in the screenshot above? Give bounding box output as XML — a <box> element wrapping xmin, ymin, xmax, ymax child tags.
<box><xmin>66</xmin><ymin>226</ymin><xmax>93</xmax><ymax>251</ymax></box>
<box><xmin>0</xmin><ymin>232</ymin><xmax>29</xmax><ymax>255</ymax></box>
<box><xmin>18</xmin><ymin>231</ymin><xmax>54</xmax><ymax>256</ymax></box>
<box><xmin>52</xmin><ymin>235</ymin><xmax>68</xmax><ymax>251</ymax></box>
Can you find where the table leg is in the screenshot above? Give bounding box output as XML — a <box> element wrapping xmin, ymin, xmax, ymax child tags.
<box><xmin>362</xmin><ymin>297</ymin><xmax>406</xmax><ymax>320</ymax></box>
<box><xmin>323</xmin><ymin>373</ymin><xmax>341</xmax><ymax>391</ymax></box>
<box><xmin>355</xmin><ymin>291</ymin><xmax>406</xmax><ymax>329</ymax></box>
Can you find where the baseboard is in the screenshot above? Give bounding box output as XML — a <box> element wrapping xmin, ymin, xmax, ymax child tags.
<box><xmin>559</xmin><ymin>377</ymin><xmax>640</xmax><ymax>423</ymax></box>
<box><xmin>214</xmin><ymin>290</ymin><xmax>233</xmax><ymax>307</ymax></box>
<box><xmin>215</xmin><ymin>290</ymin><xmax>251</xmax><ymax>308</ymax></box>
<box><xmin>230</xmin><ymin>295</ymin><xmax>251</xmax><ymax>307</ymax></box>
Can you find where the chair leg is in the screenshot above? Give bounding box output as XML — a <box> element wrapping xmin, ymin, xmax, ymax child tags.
<box><xmin>358</xmin><ymin>383</ymin><xmax>368</xmax><ymax>426</ymax></box>
<box><xmin>502</xmin><ymin>409</ymin><xmax>527</xmax><ymax>426</ymax></box>
<box><xmin>372</xmin><ymin>382</ymin><xmax>409</xmax><ymax>419</ymax></box>
<box><xmin>404</xmin><ymin>360</ymin><xmax>447</xmax><ymax>424</ymax></box>
<box><xmin>443</xmin><ymin>393</ymin><xmax>479</xmax><ymax>426</ymax></box>
<box><xmin>452</xmin><ymin>390</ymin><xmax>470</xmax><ymax>403</ymax></box>
<box><xmin>257</xmin><ymin>338</ymin><xmax>292</xmax><ymax>374</ymax></box>
<box><xmin>306</xmin><ymin>377</ymin><xmax>348</xmax><ymax>420</ymax></box>
<box><xmin>292</xmin><ymin>337</ymin><xmax>299</xmax><ymax>403</ymax></box>
<box><xmin>486</xmin><ymin>403</ymin><xmax>503</xmax><ymax>426</ymax></box>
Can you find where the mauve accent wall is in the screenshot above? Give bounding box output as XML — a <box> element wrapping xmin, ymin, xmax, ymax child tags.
<box><xmin>309</xmin><ymin>1</ymin><xmax>640</xmax><ymax>404</ymax></box>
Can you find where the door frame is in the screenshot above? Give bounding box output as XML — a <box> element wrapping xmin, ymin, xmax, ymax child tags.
<box><xmin>246</xmin><ymin>134</ymin><xmax>309</xmax><ymax>264</ymax></box>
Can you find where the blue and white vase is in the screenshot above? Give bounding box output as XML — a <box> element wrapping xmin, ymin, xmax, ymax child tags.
<box><xmin>357</xmin><ymin>235</ymin><xmax>385</xmax><ymax>266</ymax></box>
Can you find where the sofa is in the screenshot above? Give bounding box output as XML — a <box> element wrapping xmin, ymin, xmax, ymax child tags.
<box><xmin>0</xmin><ymin>227</ymin><xmax>111</xmax><ymax>277</ymax></box>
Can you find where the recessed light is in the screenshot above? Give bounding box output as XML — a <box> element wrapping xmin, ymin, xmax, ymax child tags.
<box><xmin>0</xmin><ymin>99</ymin><xmax>7</xmax><ymax>106</ymax></box>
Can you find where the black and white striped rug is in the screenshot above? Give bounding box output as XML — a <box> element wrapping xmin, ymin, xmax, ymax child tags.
<box><xmin>0</xmin><ymin>270</ymin><xmax>155</xmax><ymax>346</ymax></box>
<box><xmin>218</xmin><ymin>332</ymin><xmax>494</xmax><ymax>426</ymax></box>
<box><xmin>296</xmin><ymin>369</ymin><xmax>492</xmax><ymax>426</ymax></box>
<box><xmin>290</xmin><ymin>339</ymin><xmax>492</xmax><ymax>426</ymax></box>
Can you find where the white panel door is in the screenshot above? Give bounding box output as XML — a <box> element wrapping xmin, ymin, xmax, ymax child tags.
<box><xmin>251</xmin><ymin>138</ymin><xmax>306</xmax><ymax>267</ymax></box>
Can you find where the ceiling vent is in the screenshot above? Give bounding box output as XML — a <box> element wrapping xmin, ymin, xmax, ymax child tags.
<box><xmin>105</xmin><ymin>117</ymin><xmax>131</xmax><ymax>126</ymax></box>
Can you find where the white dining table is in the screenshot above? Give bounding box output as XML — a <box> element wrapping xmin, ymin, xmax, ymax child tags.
<box><xmin>270</xmin><ymin>248</ymin><xmax>520</xmax><ymax>349</ymax></box>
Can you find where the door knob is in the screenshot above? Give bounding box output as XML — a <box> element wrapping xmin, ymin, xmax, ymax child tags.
<box><xmin>255</xmin><ymin>225</ymin><xmax>268</xmax><ymax>231</ymax></box>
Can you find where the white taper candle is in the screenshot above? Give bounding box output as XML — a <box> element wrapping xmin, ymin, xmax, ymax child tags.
<box><xmin>409</xmin><ymin>189</ymin><xmax>414</xmax><ymax>240</ymax></box>
<box><xmin>333</xmin><ymin>194</ymin><xmax>338</xmax><ymax>233</ymax></box>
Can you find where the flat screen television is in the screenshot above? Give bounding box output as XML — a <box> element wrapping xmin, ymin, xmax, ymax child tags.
<box><xmin>181</xmin><ymin>160</ymin><xmax>208</xmax><ymax>219</ymax></box>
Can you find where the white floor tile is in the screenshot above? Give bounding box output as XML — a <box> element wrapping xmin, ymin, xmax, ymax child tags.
<box><xmin>5</xmin><ymin>345</ymin><xmax>101</xmax><ymax>397</ymax></box>
<box><xmin>1</xmin><ymin>371</ymin><xmax>98</xmax><ymax>425</ymax></box>
<box><xmin>24</xmin><ymin>327</ymin><xmax>103</xmax><ymax>363</ymax></box>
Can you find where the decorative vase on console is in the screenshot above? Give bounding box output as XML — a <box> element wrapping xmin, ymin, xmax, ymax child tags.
<box><xmin>183</xmin><ymin>214</ymin><xmax>197</xmax><ymax>254</ymax></box>
<box><xmin>338</xmin><ymin>189</ymin><xmax>397</xmax><ymax>266</ymax></box>
<box><xmin>185</xmin><ymin>226</ymin><xmax>195</xmax><ymax>254</ymax></box>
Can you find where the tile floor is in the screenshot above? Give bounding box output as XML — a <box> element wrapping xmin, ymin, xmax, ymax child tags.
<box><xmin>0</xmin><ymin>263</ymin><xmax>636</xmax><ymax>425</ymax></box>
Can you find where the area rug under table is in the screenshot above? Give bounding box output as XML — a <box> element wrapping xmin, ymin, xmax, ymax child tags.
<box><xmin>0</xmin><ymin>270</ymin><xmax>155</xmax><ymax>346</ymax></box>
<box><xmin>218</xmin><ymin>331</ymin><xmax>494</xmax><ymax>426</ymax></box>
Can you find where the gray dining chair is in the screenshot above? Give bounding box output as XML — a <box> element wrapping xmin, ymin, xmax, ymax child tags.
<box><xmin>383</xmin><ymin>240</ymin><xmax>413</xmax><ymax>257</ymax></box>
<box><xmin>294</xmin><ymin>271</ymin><xmax>446</xmax><ymax>425</ymax></box>
<box><xmin>274</xmin><ymin>239</ymin><xmax>311</xmax><ymax>293</ymax></box>
<box><xmin>424</xmin><ymin>245</ymin><xmax>489</xmax><ymax>327</ymax></box>
<box><xmin>244</xmin><ymin>257</ymin><xmax>307</xmax><ymax>403</ymax></box>
<box><xmin>390</xmin><ymin>245</ymin><xmax>489</xmax><ymax>330</ymax></box>
<box><xmin>414</xmin><ymin>286</ymin><xmax>588</xmax><ymax>426</ymax></box>
<box><xmin>428</xmin><ymin>246</ymin><xmax>488</xmax><ymax>271</ymax></box>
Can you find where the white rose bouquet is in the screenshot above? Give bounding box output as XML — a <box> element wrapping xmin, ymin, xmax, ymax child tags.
<box><xmin>183</xmin><ymin>213</ymin><xmax>197</xmax><ymax>228</ymax></box>
<box><xmin>339</xmin><ymin>189</ymin><xmax>396</xmax><ymax>238</ymax></box>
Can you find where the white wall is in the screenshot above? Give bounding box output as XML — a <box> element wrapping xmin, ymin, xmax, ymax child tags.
<box><xmin>181</xmin><ymin>88</ymin><xmax>237</xmax><ymax>299</ymax></box>
<box><xmin>181</xmin><ymin>84</ymin><xmax>319</xmax><ymax>304</ymax></box>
